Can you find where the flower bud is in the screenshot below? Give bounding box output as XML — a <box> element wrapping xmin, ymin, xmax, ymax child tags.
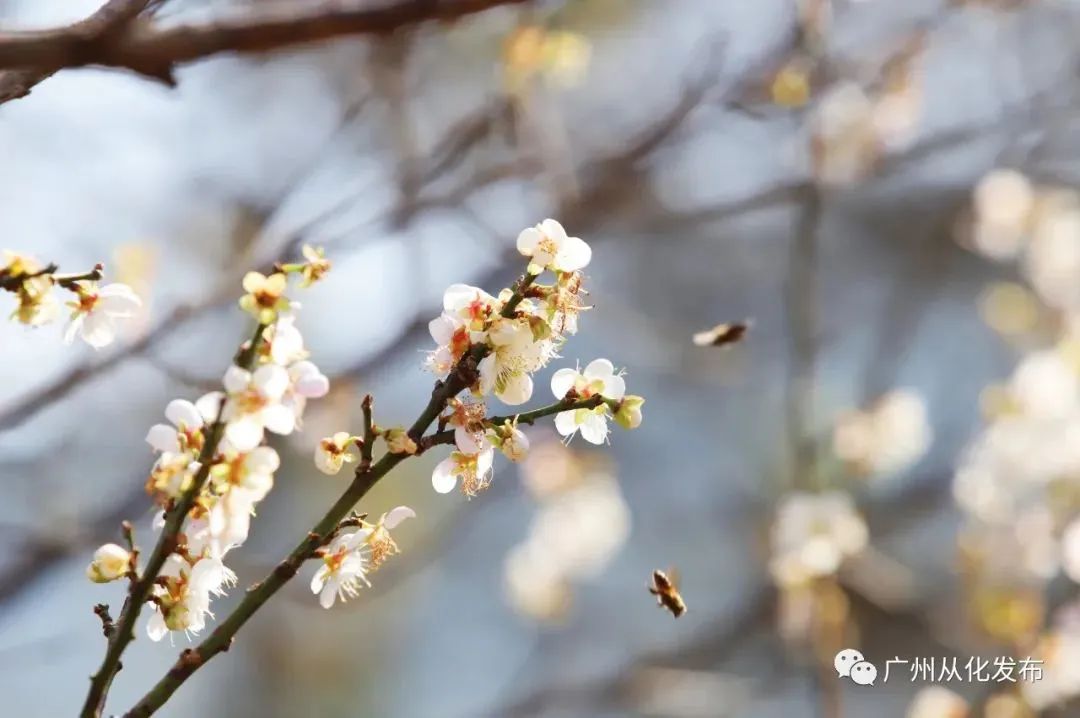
<box><xmin>614</xmin><ymin>395</ymin><xmax>644</xmax><ymax>430</ymax></box>
<box><xmin>86</xmin><ymin>543</ymin><xmax>131</xmax><ymax>583</ymax></box>
<box><xmin>385</xmin><ymin>428</ymin><xmax>418</xmax><ymax>455</ymax></box>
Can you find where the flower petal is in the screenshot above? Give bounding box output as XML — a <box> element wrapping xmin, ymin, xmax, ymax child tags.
<box><xmin>79</xmin><ymin>311</ymin><xmax>116</xmax><ymax>348</ymax></box>
<box><xmin>516</xmin><ymin>227</ymin><xmax>543</xmax><ymax>256</ymax></box>
<box><xmin>165</xmin><ymin>399</ymin><xmax>203</xmax><ymax>430</ymax></box>
<box><xmin>601</xmin><ymin>373</ymin><xmax>626</xmax><ymax>401</ymax></box>
<box><xmin>383</xmin><ymin>505</ymin><xmax>416</xmax><ymax>529</ymax></box>
<box><xmin>223</xmin><ymin>366</ymin><xmax>251</xmax><ymax>394</ymax></box>
<box><xmin>579</xmin><ymin>413</ymin><xmax>609</xmax><ymax>445</ymax></box>
<box><xmin>554</xmin><ymin>235</ymin><xmax>591</xmax><ymax>271</ymax></box>
<box><xmin>146</xmin><ymin>611</ymin><xmax>168</xmax><ymax>642</ymax></box>
<box><xmin>319</xmin><ymin>583</ymin><xmax>338</xmax><ymax>609</ymax></box>
<box><xmin>583</xmin><ymin>358</ymin><xmax>615</xmax><ymax>380</ymax></box>
<box><xmin>498</xmin><ymin>372</ymin><xmax>533</xmax><ymax>405</ymax></box>
<box><xmin>195</xmin><ymin>391</ymin><xmax>225</xmax><ymax>422</ymax></box>
<box><xmin>554</xmin><ymin>410</ymin><xmax>578</xmax><ymax>437</ymax></box>
<box><xmin>253</xmin><ymin>364</ymin><xmax>289</xmax><ymax>400</ymax></box>
<box><xmin>539</xmin><ymin>219</ymin><xmax>568</xmax><ymax>242</ymax></box>
<box><xmin>261</xmin><ymin>404</ymin><xmax>296</xmax><ymax>435</ymax></box>
<box><xmin>432</xmin><ymin>458</ymin><xmax>458</xmax><ymax>493</ymax></box>
<box><xmin>550</xmin><ymin>368</ymin><xmax>579</xmax><ymax>399</ymax></box>
<box><xmin>145</xmin><ymin>424</ymin><xmax>180</xmax><ymax>453</ymax></box>
<box><xmin>310</xmin><ymin>566</ymin><xmax>327</xmax><ymax>594</ymax></box>
<box><xmin>225</xmin><ymin>415</ymin><xmax>264</xmax><ymax>452</ymax></box>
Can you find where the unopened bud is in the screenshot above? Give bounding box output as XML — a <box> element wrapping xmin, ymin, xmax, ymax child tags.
<box><xmin>385</xmin><ymin>428</ymin><xmax>418</xmax><ymax>455</ymax></box>
<box><xmin>86</xmin><ymin>543</ymin><xmax>131</xmax><ymax>583</ymax></box>
<box><xmin>614</xmin><ymin>395</ymin><xmax>644</xmax><ymax>430</ymax></box>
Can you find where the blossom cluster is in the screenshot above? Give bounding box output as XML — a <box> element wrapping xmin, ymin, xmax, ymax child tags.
<box><xmin>313</xmin><ymin>219</ymin><xmax>644</xmax><ymax>503</ymax></box>
<box><xmin>85</xmin><ymin>247</ymin><xmax>414</xmax><ymax>635</ymax></box>
<box><xmin>427</xmin><ymin>220</ymin><xmax>640</xmax><ymax>496</ymax></box>
<box><xmin>944</xmin><ymin>171</ymin><xmax>1080</xmax><ymax>709</ymax></box>
<box><xmin>1</xmin><ymin>251</ymin><xmax>141</xmax><ymax>348</ymax></box>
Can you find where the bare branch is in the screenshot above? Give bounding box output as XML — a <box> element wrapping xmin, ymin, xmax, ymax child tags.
<box><xmin>0</xmin><ymin>0</ymin><xmax>530</xmax><ymax>103</ymax></box>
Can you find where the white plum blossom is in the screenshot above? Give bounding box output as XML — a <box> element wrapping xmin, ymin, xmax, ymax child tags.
<box><xmin>267</xmin><ymin>313</ymin><xmax>306</xmax><ymax>365</ymax></box>
<box><xmin>64</xmin><ymin>282</ymin><xmax>141</xmax><ymax>349</ymax></box>
<box><xmin>769</xmin><ymin>491</ymin><xmax>868</xmax><ymax>586</ymax></box>
<box><xmin>315</xmin><ymin>432</ymin><xmax>356</xmax><ymax>475</ymax></box>
<box><xmin>832</xmin><ymin>389</ymin><xmax>931</xmax><ymax>477</ymax></box>
<box><xmin>551</xmin><ymin>359</ymin><xmax>625</xmax><ymax>444</ymax></box>
<box><xmin>491</xmin><ymin>422</ymin><xmax>530</xmax><ymax>462</ymax></box>
<box><xmin>426</xmin><ymin>312</ymin><xmax>471</xmax><ymax>377</ymax></box>
<box><xmin>86</xmin><ymin>543</ymin><xmax>131</xmax><ymax>583</ymax></box>
<box><xmin>444</xmin><ymin>398</ymin><xmax>490</xmax><ymax>454</ymax></box>
<box><xmin>310</xmin><ymin>529</ymin><xmax>373</xmax><ymax>609</ymax></box>
<box><xmin>145</xmin><ymin>399</ymin><xmax>206</xmax><ymax>454</ymax></box>
<box><xmin>364</xmin><ymin>505</ymin><xmax>416</xmax><ymax>569</ymax></box>
<box><xmin>146</xmin><ymin>451</ymin><xmax>202</xmax><ymax>502</ymax></box>
<box><xmin>432</xmin><ymin>448</ymin><xmax>495</xmax><ymax>497</ymax></box>
<box><xmin>210</xmin><ymin>445</ymin><xmax>278</xmax><ymax>503</ymax></box>
<box><xmin>207</xmin><ymin>490</ymin><xmax>257</xmax><ymax>556</ymax></box>
<box><xmin>1010</xmin><ymin>350</ymin><xmax>1079</xmax><ymax>420</ymax></box>
<box><xmin>146</xmin><ymin>555</ymin><xmax>230</xmax><ymax>641</ymax></box>
<box><xmin>478</xmin><ymin>319</ymin><xmax>554</xmax><ymax>405</ymax></box>
<box><xmin>221</xmin><ymin>363</ymin><xmax>295</xmax><ymax>451</ymax></box>
<box><xmin>442</xmin><ymin>283</ymin><xmax>501</xmax><ymax>333</ymax></box>
<box><xmin>204</xmin><ymin>446</ymin><xmax>279</xmax><ymax>554</ymax></box>
<box><xmin>283</xmin><ymin>359</ymin><xmax>330</xmax><ymax>420</ymax></box>
<box><xmin>516</xmin><ymin>219</ymin><xmax>592</xmax><ymax>273</ymax></box>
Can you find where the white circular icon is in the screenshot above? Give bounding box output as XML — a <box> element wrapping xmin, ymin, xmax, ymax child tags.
<box><xmin>850</xmin><ymin>660</ymin><xmax>878</xmax><ymax>686</ymax></box>
<box><xmin>834</xmin><ymin>648</ymin><xmax>865</xmax><ymax>678</ymax></box>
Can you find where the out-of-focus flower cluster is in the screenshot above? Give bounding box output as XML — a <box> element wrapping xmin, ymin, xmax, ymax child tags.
<box><xmin>1</xmin><ymin>251</ymin><xmax>142</xmax><ymax>348</ymax></box>
<box><xmin>951</xmin><ymin>170</ymin><xmax>1080</xmax><ymax>709</ymax></box>
<box><xmin>770</xmin><ymin>491</ymin><xmax>869</xmax><ymax>587</ymax></box>
<box><xmin>503</xmin><ymin>438</ymin><xmax>630</xmax><ymax>622</ymax></box>
<box><xmin>807</xmin><ymin>35</ymin><xmax>924</xmax><ymax>185</ymax></box>
<box><xmin>832</xmin><ymin>389</ymin><xmax>932</xmax><ymax>478</ymax></box>
<box><xmin>502</xmin><ymin>24</ymin><xmax>590</xmax><ymax>93</ymax></box>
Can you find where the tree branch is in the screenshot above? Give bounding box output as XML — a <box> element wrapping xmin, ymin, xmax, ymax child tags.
<box><xmin>79</xmin><ymin>321</ymin><xmax>266</xmax><ymax>718</ymax></box>
<box><xmin>0</xmin><ymin>0</ymin><xmax>530</xmax><ymax>102</ymax></box>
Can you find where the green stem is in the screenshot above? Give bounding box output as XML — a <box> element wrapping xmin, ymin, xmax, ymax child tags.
<box><xmin>79</xmin><ymin>322</ymin><xmax>266</xmax><ymax>718</ymax></box>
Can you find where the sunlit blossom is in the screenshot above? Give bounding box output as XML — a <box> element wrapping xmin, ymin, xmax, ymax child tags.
<box><xmin>221</xmin><ymin>364</ymin><xmax>295</xmax><ymax>451</ymax></box>
<box><xmin>432</xmin><ymin>448</ymin><xmax>495</xmax><ymax>497</ymax></box>
<box><xmin>516</xmin><ymin>219</ymin><xmax>591</xmax><ymax>274</ymax></box>
<box><xmin>310</xmin><ymin>529</ymin><xmax>372</xmax><ymax>609</ymax></box>
<box><xmin>86</xmin><ymin>543</ymin><xmax>131</xmax><ymax>583</ymax></box>
<box><xmin>63</xmin><ymin>282</ymin><xmax>141</xmax><ymax>349</ymax></box>
<box><xmin>315</xmin><ymin>432</ymin><xmax>356</xmax><ymax>475</ymax></box>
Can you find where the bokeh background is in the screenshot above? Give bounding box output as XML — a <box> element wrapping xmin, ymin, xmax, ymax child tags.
<box><xmin>4</xmin><ymin>0</ymin><xmax>1080</xmax><ymax>716</ymax></box>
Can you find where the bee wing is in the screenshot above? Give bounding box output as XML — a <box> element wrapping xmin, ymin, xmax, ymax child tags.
<box><xmin>667</xmin><ymin>566</ymin><xmax>681</xmax><ymax>590</ymax></box>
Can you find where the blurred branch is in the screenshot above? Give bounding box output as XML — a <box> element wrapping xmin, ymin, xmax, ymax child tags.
<box><xmin>785</xmin><ymin>183</ymin><xmax>823</xmax><ymax>492</ymax></box>
<box><xmin>0</xmin><ymin>0</ymin><xmax>151</xmax><ymax>103</ymax></box>
<box><xmin>0</xmin><ymin>0</ymin><xmax>530</xmax><ymax>104</ymax></box>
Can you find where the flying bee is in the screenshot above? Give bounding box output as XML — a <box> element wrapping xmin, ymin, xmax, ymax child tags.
<box><xmin>648</xmin><ymin>568</ymin><xmax>687</xmax><ymax>618</ymax></box>
<box><xmin>692</xmin><ymin>321</ymin><xmax>750</xmax><ymax>348</ymax></box>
